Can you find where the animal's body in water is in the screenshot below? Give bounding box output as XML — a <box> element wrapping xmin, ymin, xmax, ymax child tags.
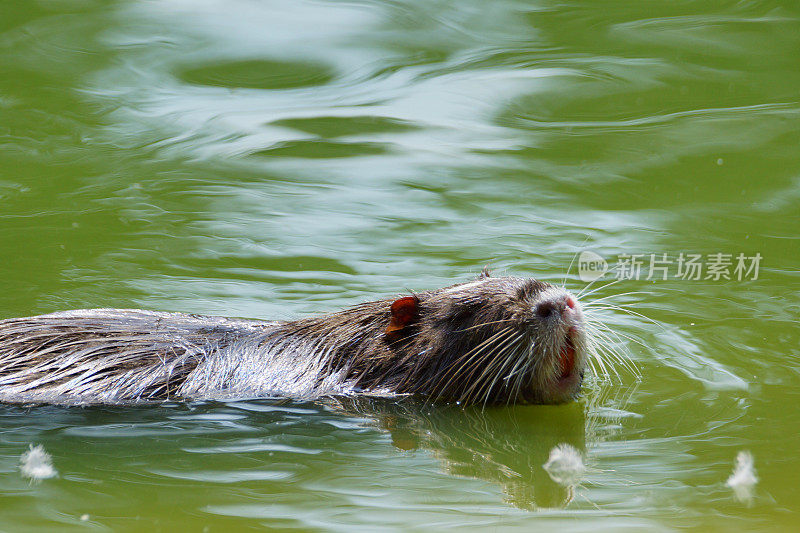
<box><xmin>0</xmin><ymin>274</ymin><xmax>590</xmax><ymax>405</ymax></box>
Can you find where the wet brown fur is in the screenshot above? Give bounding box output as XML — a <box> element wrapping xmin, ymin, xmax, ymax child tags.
<box><xmin>0</xmin><ymin>274</ymin><xmax>586</xmax><ymax>405</ymax></box>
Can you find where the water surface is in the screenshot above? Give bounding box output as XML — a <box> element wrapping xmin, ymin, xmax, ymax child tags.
<box><xmin>1</xmin><ymin>0</ymin><xmax>798</xmax><ymax>530</ymax></box>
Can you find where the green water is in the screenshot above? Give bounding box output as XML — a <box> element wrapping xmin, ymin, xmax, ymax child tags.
<box><xmin>1</xmin><ymin>0</ymin><xmax>798</xmax><ymax>530</ymax></box>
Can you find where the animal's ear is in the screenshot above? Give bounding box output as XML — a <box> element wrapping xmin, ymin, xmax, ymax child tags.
<box><xmin>479</xmin><ymin>265</ymin><xmax>492</xmax><ymax>279</ymax></box>
<box><xmin>386</xmin><ymin>296</ymin><xmax>419</xmax><ymax>334</ymax></box>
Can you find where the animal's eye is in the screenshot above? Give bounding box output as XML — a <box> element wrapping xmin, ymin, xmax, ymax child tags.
<box><xmin>450</xmin><ymin>302</ymin><xmax>477</xmax><ymax>321</ymax></box>
<box><xmin>516</xmin><ymin>280</ymin><xmax>546</xmax><ymax>301</ymax></box>
<box><xmin>437</xmin><ymin>296</ymin><xmax>482</xmax><ymax>324</ymax></box>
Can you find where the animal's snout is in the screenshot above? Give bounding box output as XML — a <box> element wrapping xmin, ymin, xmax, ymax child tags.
<box><xmin>535</xmin><ymin>294</ymin><xmax>576</xmax><ymax>319</ymax></box>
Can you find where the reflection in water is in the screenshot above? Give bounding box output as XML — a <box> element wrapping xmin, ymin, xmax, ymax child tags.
<box><xmin>326</xmin><ymin>396</ymin><xmax>587</xmax><ymax>510</ymax></box>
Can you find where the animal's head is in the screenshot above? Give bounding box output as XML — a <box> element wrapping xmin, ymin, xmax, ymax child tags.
<box><xmin>378</xmin><ymin>272</ymin><xmax>588</xmax><ymax>405</ymax></box>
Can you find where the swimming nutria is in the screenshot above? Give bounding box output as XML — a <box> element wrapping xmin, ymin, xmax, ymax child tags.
<box><xmin>0</xmin><ymin>273</ymin><xmax>588</xmax><ymax>405</ymax></box>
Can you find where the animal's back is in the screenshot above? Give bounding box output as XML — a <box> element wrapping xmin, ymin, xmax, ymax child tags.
<box><xmin>0</xmin><ymin>309</ymin><xmax>273</xmax><ymax>404</ymax></box>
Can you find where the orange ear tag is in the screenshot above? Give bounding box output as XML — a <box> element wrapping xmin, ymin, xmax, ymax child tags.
<box><xmin>386</xmin><ymin>296</ymin><xmax>419</xmax><ymax>334</ymax></box>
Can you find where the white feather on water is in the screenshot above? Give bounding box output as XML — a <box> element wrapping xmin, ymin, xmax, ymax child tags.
<box><xmin>19</xmin><ymin>444</ymin><xmax>57</xmax><ymax>481</ymax></box>
<box><xmin>542</xmin><ymin>443</ymin><xmax>585</xmax><ymax>487</ymax></box>
<box><xmin>727</xmin><ymin>450</ymin><xmax>757</xmax><ymax>503</ymax></box>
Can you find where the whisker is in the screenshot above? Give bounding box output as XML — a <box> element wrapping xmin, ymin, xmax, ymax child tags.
<box><xmin>458</xmin><ymin>333</ymin><xmax>520</xmax><ymax>405</ymax></box>
<box><xmin>581</xmin><ymin>291</ymin><xmax>651</xmax><ymax>305</ymax></box>
<box><xmin>457</xmin><ymin>333</ymin><xmax>521</xmax><ymax>405</ymax></box>
<box><xmin>585</xmin><ymin>302</ymin><xmax>664</xmax><ymax>331</ymax></box>
<box><xmin>431</xmin><ymin>328</ymin><xmax>516</xmax><ymax>401</ymax></box>
<box><xmin>576</xmin><ymin>278</ymin><xmax>623</xmax><ymax>300</ymax></box>
<box><xmin>584</xmin><ymin>313</ymin><xmax>643</xmax><ymax>377</ymax></box>
<box><xmin>584</xmin><ymin>323</ymin><xmax>635</xmax><ymax>378</ymax></box>
<box><xmin>453</xmin><ymin>318</ymin><xmax>518</xmax><ymax>332</ymax></box>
